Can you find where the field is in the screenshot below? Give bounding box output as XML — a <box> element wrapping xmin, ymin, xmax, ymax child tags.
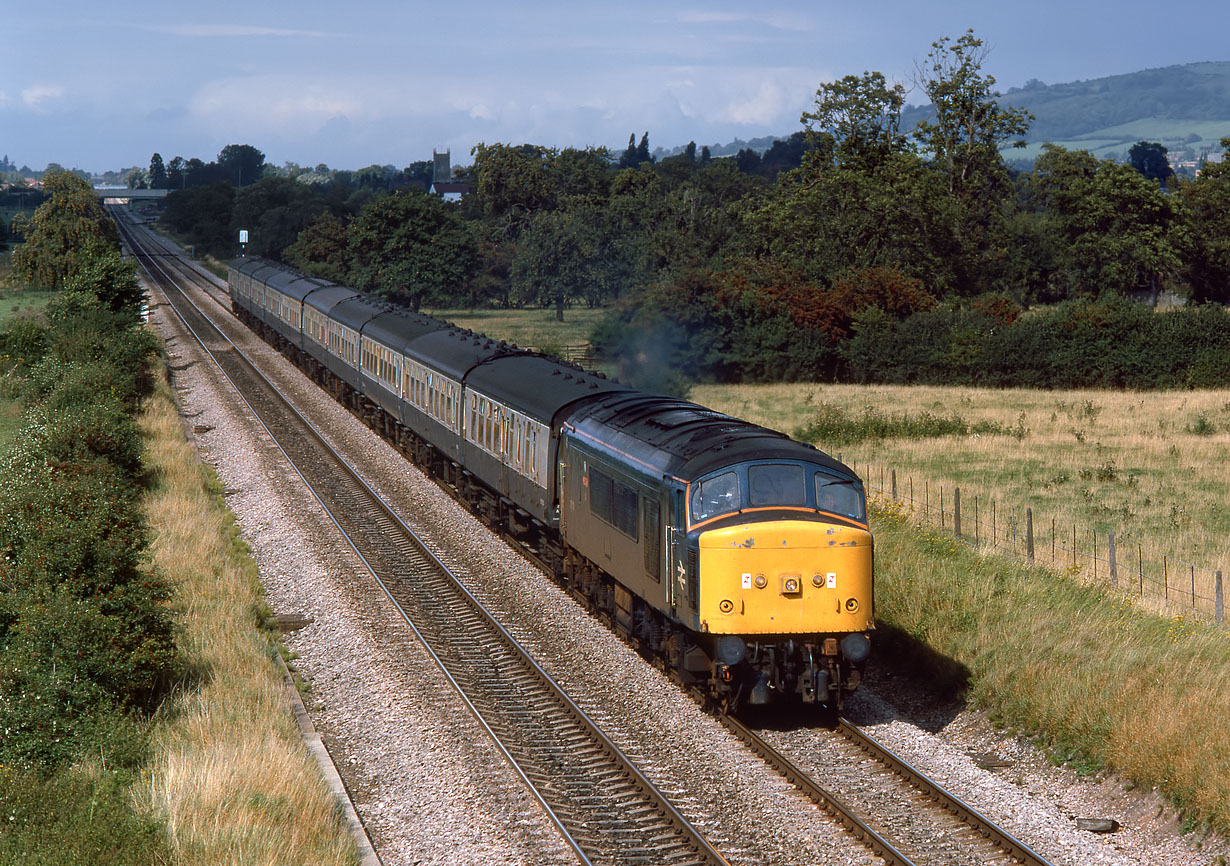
<box><xmin>694</xmin><ymin>382</ymin><xmax>1230</xmax><ymax>615</ymax></box>
<box><xmin>425</xmin><ymin>305</ymin><xmax>606</xmax><ymax>361</ymax></box>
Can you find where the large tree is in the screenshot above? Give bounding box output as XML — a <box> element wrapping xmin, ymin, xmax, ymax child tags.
<box><xmin>217</xmin><ymin>143</ymin><xmax>266</xmax><ymax>187</ymax></box>
<box><xmin>284</xmin><ymin>212</ymin><xmax>350</xmax><ymax>283</ymax></box>
<box><xmin>148</xmin><ymin>153</ymin><xmax>168</xmax><ymax>189</ymax></box>
<box><xmin>801</xmin><ymin>71</ymin><xmax>908</xmax><ymax>169</ymax></box>
<box><xmin>1177</xmin><ymin>136</ymin><xmax>1230</xmax><ymax>302</ymax></box>
<box><xmin>347</xmin><ymin>190</ymin><xmax>478</xmax><ymax>310</ymax></box>
<box><xmin>1128</xmin><ymin>141</ymin><xmax>1173</xmax><ymax>184</ymax></box>
<box><xmin>1029</xmin><ymin>145</ymin><xmax>1189</xmax><ymax>299</ymax></box>
<box><xmin>912</xmin><ymin>29</ymin><xmax>1032</xmax><ymax>295</ymax></box>
<box><xmin>12</xmin><ymin>170</ymin><xmax>119</xmax><ymax>290</ymax></box>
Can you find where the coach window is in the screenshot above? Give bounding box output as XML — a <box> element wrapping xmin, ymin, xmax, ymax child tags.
<box><xmin>689</xmin><ymin>471</ymin><xmax>739</xmax><ymax>523</ymax></box>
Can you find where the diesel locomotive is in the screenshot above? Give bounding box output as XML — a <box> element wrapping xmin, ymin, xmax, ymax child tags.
<box><xmin>228</xmin><ymin>257</ymin><xmax>874</xmax><ymax>711</ymax></box>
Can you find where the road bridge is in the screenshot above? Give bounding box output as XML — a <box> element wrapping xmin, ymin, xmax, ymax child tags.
<box><xmin>94</xmin><ymin>187</ymin><xmax>169</xmax><ymax>202</ymax></box>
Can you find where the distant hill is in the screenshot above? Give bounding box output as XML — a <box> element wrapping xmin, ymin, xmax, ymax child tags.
<box><xmin>668</xmin><ymin>62</ymin><xmax>1230</xmax><ymax>169</ymax></box>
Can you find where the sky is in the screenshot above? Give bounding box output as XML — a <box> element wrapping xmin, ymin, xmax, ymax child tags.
<box><xmin>3</xmin><ymin>1</ymin><xmax>1228</xmax><ymax>175</ymax></box>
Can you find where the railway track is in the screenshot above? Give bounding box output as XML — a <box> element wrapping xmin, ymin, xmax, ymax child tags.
<box><xmin>119</xmin><ymin>219</ymin><xmax>730</xmax><ymax>866</ymax></box>
<box><xmin>117</xmin><ymin>214</ymin><xmax>1059</xmax><ymax>866</ymax></box>
<box><xmin>727</xmin><ymin>713</ymin><xmax>1054</xmax><ymax>866</ymax></box>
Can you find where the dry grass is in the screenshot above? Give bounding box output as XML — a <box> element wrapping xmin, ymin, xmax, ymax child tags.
<box><xmin>695</xmin><ymin>383</ymin><xmax>1230</xmax><ymax>608</ymax></box>
<box><xmin>137</xmin><ymin>373</ymin><xmax>357</xmax><ymax>866</ymax></box>
<box><xmin>872</xmin><ymin>504</ymin><xmax>1230</xmax><ymax>835</ymax></box>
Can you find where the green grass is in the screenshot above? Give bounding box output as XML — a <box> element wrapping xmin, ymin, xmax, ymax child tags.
<box><xmin>424</xmin><ymin>305</ymin><xmax>606</xmax><ymax>357</ymax></box>
<box><xmin>0</xmin><ymin>265</ymin><xmax>53</xmax><ymax>450</ymax></box>
<box><xmin>873</xmin><ymin>501</ymin><xmax>1230</xmax><ymax>837</ymax></box>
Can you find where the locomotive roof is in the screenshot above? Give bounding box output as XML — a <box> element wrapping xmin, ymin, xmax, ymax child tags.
<box><xmin>568</xmin><ymin>392</ymin><xmax>856</xmax><ymax>482</ymax></box>
<box><xmin>465</xmin><ymin>354</ymin><xmax>632</xmax><ymax>425</ymax></box>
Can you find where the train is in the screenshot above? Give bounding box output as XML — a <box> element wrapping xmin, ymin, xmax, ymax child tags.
<box><xmin>227</xmin><ymin>257</ymin><xmax>874</xmax><ymax>711</ymax></box>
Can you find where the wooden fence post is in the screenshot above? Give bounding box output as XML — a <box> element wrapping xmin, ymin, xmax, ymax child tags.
<box><xmin>1109</xmin><ymin>532</ymin><xmax>1117</xmax><ymax>587</ymax></box>
<box><xmin>954</xmin><ymin>487</ymin><xmax>961</xmax><ymax>538</ymax></box>
<box><xmin>1217</xmin><ymin>571</ymin><xmax>1224</xmax><ymax>625</ymax></box>
<box><xmin>1026</xmin><ymin>508</ymin><xmax>1034</xmax><ymax>562</ymax></box>
<box><xmin>891</xmin><ymin>469</ymin><xmax>897</xmax><ymax>502</ymax></box>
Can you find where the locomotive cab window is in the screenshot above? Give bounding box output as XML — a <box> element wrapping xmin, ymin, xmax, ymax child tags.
<box><xmin>689</xmin><ymin>471</ymin><xmax>740</xmax><ymax>523</ymax></box>
<box><xmin>748</xmin><ymin>464</ymin><xmax>806</xmax><ymax>507</ymax></box>
<box><xmin>816</xmin><ymin>474</ymin><xmax>866</xmax><ymax>521</ymax></box>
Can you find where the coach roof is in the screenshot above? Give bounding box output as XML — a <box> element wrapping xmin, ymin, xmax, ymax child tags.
<box><xmin>465</xmin><ymin>354</ymin><xmax>631</xmax><ymax>425</ymax></box>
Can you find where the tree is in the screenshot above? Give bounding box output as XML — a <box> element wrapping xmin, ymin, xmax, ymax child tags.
<box><xmin>217</xmin><ymin>143</ymin><xmax>265</xmax><ymax>187</ymax></box>
<box><xmin>229</xmin><ymin>176</ymin><xmax>328</xmax><ymax>259</ymax></box>
<box><xmin>511</xmin><ymin>209</ymin><xmax>601</xmax><ymax>320</ymax></box>
<box><xmin>284</xmin><ymin>212</ymin><xmax>350</xmax><ymax>282</ymax></box>
<box><xmin>166</xmin><ymin>156</ymin><xmax>186</xmax><ymax>189</ymax></box>
<box><xmin>125</xmin><ymin>167</ymin><xmax>148</xmax><ymax>189</ymax></box>
<box><xmin>347</xmin><ymin>190</ymin><xmax>478</xmax><ymax>310</ymax></box>
<box><xmin>1128</xmin><ymin>141</ymin><xmax>1173</xmax><ymax>184</ymax></box>
<box><xmin>62</xmin><ymin>246</ymin><xmax>144</xmax><ymax>317</ymax></box>
<box><xmin>1030</xmin><ymin>145</ymin><xmax>1189</xmax><ymax>299</ymax></box>
<box><xmin>12</xmin><ymin>170</ymin><xmax>120</xmax><ymax>290</ymax></box>
<box><xmin>913</xmin><ymin>30</ymin><xmax>1032</xmax><ymax>190</ymax></box>
<box><xmin>470</xmin><ymin>142</ymin><xmax>559</xmax><ymax>237</ymax></box>
<box><xmin>148</xmin><ymin>153</ymin><xmax>168</xmax><ymax>189</ymax></box>
<box><xmin>801</xmin><ymin>71</ymin><xmax>908</xmax><ymax>169</ymax></box>
<box><xmin>912</xmin><ymin>29</ymin><xmax>1032</xmax><ymax>295</ymax></box>
<box><xmin>1177</xmin><ymin>136</ymin><xmax>1230</xmax><ymax>302</ymax></box>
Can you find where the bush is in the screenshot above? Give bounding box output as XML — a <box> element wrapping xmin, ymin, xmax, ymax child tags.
<box><xmin>0</xmin><ymin>767</ymin><xmax>170</xmax><ymax>865</ymax></box>
<box><xmin>844</xmin><ymin>297</ymin><xmax>1230</xmax><ymax>389</ymax></box>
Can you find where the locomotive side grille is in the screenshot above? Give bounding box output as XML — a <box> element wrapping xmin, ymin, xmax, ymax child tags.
<box><xmin>643</xmin><ymin>498</ymin><xmax>660</xmax><ymax>581</ymax></box>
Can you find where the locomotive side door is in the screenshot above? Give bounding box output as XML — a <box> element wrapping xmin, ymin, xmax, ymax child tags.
<box><xmin>668</xmin><ymin>486</ymin><xmax>685</xmax><ymax>619</ymax></box>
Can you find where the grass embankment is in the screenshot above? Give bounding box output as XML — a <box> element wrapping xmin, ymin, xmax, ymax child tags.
<box><xmin>695</xmin><ymin>383</ymin><xmax>1230</xmax><ymax>586</ymax></box>
<box><xmin>872</xmin><ymin>502</ymin><xmax>1230</xmax><ymax>834</ymax></box>
<box><xmin>138</xmin><ymin>374</ymin><xmax>358</xmax><ymax>866</ymax></box>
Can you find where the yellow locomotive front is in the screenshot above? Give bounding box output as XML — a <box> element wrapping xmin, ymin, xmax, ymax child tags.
<box><xmin>684</xmin><ymin>462</ymin><xmax>873</xmax><ymax>708</ymax></box>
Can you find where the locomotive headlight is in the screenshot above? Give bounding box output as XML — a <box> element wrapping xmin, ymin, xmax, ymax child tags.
<box><xmin>719</xmin><ymin>599</ymin><xmax>735</xmax><ymax>614</ymax></box>
<box><xmin>780</xmin><ymin>574</ymin><xmax>802</xmax><ymax>595</ymax></box>
<box><xmin>841</xmin><ymin>632</ymin><xmax>872</xmax><ymax>663</ymax></box>
<box><xmin>845</xmin><ymin>598</ymin><xmax>860</xmax><ymax>613</ymax></box>
<box><xmin>812</xmin><ymin>574</ymin><xmax>823</xmax><ymax>588</ymax></box>
<box><xmin>715</xmin><ymin>635</ymin><xmax>747</xmax><ymax>665</ymax></box>
<box><xmin>754</xmin><ymin>574</ymin><xmax>767</xmax><ymax>589</ymax></box>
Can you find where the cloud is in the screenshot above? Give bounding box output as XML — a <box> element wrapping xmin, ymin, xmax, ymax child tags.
<box><xmin>675</xmin><ymin>9</ymin><xmax>814</xmax><ymax>33</ymax></box>
<box><xmin>21</xmin><ymin>84</ymin><xmax>65</xmax><ymax>110</ymax></box>
<box><xmin>148</xmin><ymin>23</ymin><xmax>332</xmax><ymax>38</ymax></box>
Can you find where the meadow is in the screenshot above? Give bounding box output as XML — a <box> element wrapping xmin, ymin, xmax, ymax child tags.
<box><xmin>426</xmin><ymin>304</ymin><xmax>606</xmax><ymax>361</ymax></box>
<box><xmin>694</xmin><ymin>382</ymin><xmax>1230</xmax><ymax>618</ymax></box>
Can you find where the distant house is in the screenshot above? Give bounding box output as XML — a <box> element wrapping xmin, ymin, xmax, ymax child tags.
<box><xmin>430</xmin><ymin>180</ymin><xmax>469</xmax><ymax>201</ymax></box>
<box><xmin>428</xmin><ymin>149</ymin><xmax>469</xmax><ymax>202</ymax></box>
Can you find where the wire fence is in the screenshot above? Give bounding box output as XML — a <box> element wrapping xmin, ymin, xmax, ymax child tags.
<box><xmin>845</xmin><ymin>458</ymin><xmax>1226</xmax><ymax>626</ymax></box>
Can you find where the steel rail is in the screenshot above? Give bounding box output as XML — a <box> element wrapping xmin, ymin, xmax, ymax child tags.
<box><xmin>119</xmin><ymin>218</ymin><xmax>729</xmax><ymax>866</ymax></box>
